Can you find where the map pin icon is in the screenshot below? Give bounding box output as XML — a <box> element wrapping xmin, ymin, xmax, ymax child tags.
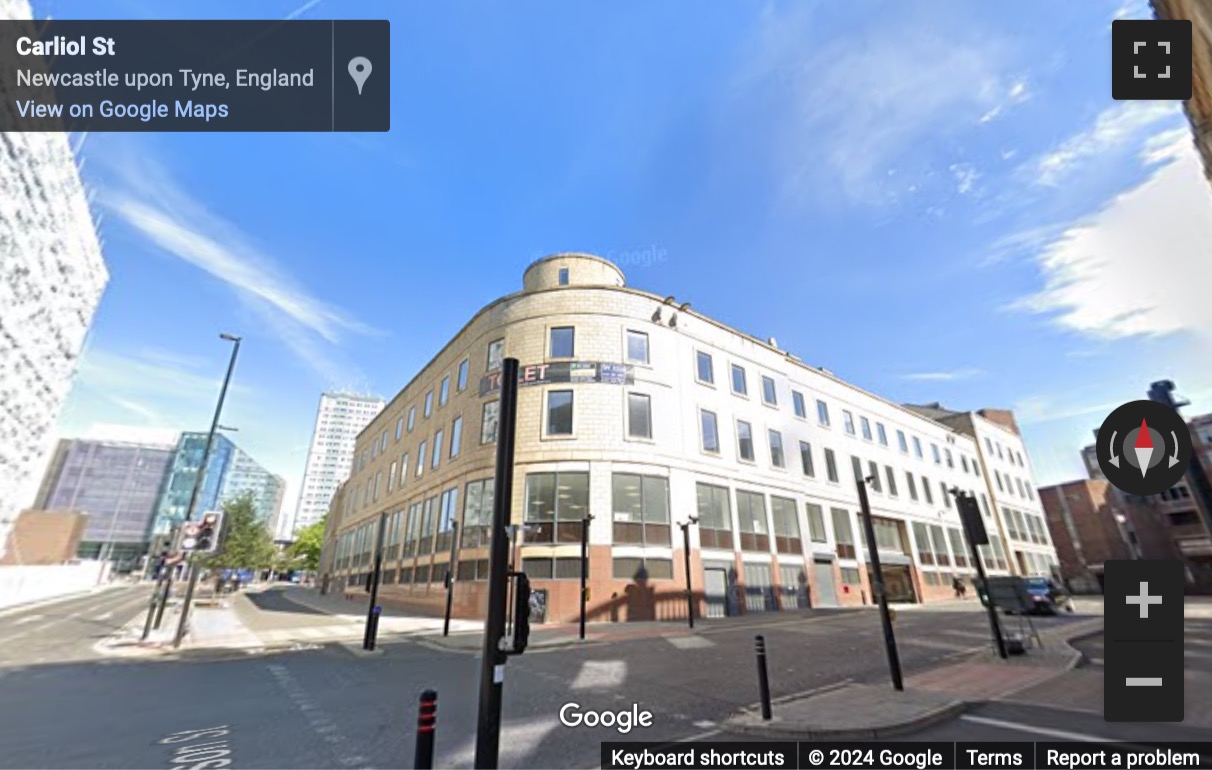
<box><xmin>348</xmin><ymin>57</ymin><xmax>372</xmax><ymax>95</ymax></box>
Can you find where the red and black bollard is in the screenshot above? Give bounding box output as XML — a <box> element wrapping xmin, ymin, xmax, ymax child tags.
<box><xmin>415</xmin><ymin>689</ymin><xmax>437</xmax><ymax>769</ymax></box>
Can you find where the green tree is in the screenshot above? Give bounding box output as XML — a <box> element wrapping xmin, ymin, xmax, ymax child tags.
<box><xmin>287</xmin><ymin>516</ymin><xmax>326</xmax><ymax>572</ymax></box>
<box><xmin>203</xmin><ymin>491</ymin><xmax>275</xmax><ymax>571</ymax></box>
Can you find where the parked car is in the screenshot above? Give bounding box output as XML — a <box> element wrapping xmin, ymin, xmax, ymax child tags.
<box><xmin>1022</xmin><ymin>576</ymin><xmax>1071</xmax><ymax>615</ymax></box>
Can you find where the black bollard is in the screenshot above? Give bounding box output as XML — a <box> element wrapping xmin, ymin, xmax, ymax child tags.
<box><xmin>754</xmin><ymin>634</ymin><xmax>772</xmax><ymax>720</ymax></box>
<box><xmin>415</xmin><ymin>689</ymin><xmax>437</xmax><ymax>770</ymax></box>
<box><xmin>368</xmin><ymin>605</ymin><xmax>382</xmax><ymax>651</ymax></box>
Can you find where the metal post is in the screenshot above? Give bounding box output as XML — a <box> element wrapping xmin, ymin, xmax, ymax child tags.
<box><xmin>152</xmin><ymin>567</ymin><xmax>172</xmax><ymax>629</ymax></box>
<box><xmin>754</xmin><ymin>635</ymin><xmax>772</xmax><ymax>720</ymax></box>
<box><xmin>368</xmin><ymin>606</ymin><xmax>382</xmax><ymax>651</ymax></box>
<box><xmin>958</xmin><ymin>492</ymin><xmax>1007</xmax><ymax>659</ymax></box>
<box><xmin>856</xmin><ymin>478</ymin><xmax>904</xmax><ymax>691</ymax></box>
<box><xmin>681</xmin><ymin>519</ymin><xmax>697</xmax><ymax>629</ymax></box>
<box><xmin>444</xmin><ymin>522</ymin><xmax>459</xmax><ymax>637</ymax></box>
<box><xmin>415</xmin><ymin>689</ymin><xmax>438</xmax><ymax>770</ymax></box>
<box><xmin>364</xmin><ymin>510</ymin><xmax>388</xmax><ymax>650</ymax></box>
<box><xmin>579</xmin><ymin>515</ymin><xmax>592</xmax><ymax>640</ymax></box>
<box><xmin>172</xmin><ymin>335</ymin><xmax>241</xmax><ymax>649</ymax></box>
<box><xmin>474</xmin><ymin>358</ymin><xmax>518</xmax><ymax>770</ymax></box>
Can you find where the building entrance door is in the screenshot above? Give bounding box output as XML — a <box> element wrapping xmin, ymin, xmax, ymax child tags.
<box><xmin>813</xmin><ymin>558</ymin><xmax>838</xmax><ymax>607</ymax></box>
<box><xmin>702</xmin><ymin>563</ymin><xmax>732</xmax><ymax>618</ymax></box>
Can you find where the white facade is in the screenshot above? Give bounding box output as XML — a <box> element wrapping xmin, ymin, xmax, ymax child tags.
<box><xmin>328</xmin><ymin>254</ymin><xmax>1056</xmax><ymax>620</ymax></box>
<box><xmin>286</xmin><ymin>392</ymin><xmax>384</xmax><ymax>538</ymax></box>
<box><xmin>0</xmin><ymin>0</ymin><xmax>109</xmax><ymax>557</ymax></box>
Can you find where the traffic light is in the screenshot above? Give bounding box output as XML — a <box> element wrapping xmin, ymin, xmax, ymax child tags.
<box><xmin>197</xmin><ymin>511</ymin><xmax>224</xmax><ymax>553</ymax></box>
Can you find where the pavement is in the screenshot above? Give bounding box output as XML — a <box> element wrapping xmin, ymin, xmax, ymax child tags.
<box><xmin>0</xmin><ymin>584</ymin><xmax>151</xmax><ymax>667</ymax></box>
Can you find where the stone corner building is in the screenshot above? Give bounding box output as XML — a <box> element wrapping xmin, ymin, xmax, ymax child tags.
<box><xmin>320</xmin><ymin>254</ymin><xmax>1058</xmax><ymax>623</ymax></box>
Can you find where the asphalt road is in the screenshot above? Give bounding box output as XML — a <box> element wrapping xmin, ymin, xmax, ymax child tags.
<box><xmin>0</xmin><ymin>585</ymin><xmax>149</xmax><ymax>667</ymax></box>
<box><xmin>0</xmin><ymin>592</ymin><xmax>1098</xmax><ymax>770</ymax></box>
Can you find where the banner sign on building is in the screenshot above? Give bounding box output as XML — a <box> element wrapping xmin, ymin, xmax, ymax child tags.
<box><xmin>479</xmin><ymin>361</ymin><xmax>634</xmax><ymax>396</ymax></box>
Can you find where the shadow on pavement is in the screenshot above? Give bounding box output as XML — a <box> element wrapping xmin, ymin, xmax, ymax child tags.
<box><xmin>243</xmin><ymin>587</ymin><xmax>327</xmax><ymax>615</ymax></box>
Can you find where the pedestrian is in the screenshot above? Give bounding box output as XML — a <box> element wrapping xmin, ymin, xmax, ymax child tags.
<box><xmin>952</xmin><ymin>577</ymin><xmax>964</xmax><ymax>599</ymax></box>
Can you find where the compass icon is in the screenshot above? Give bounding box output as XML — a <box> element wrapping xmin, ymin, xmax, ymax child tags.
<box><xmin>1096</xmin><ymin>400</ymin><xmax>1193</xmax><ymax>496</ymax></box>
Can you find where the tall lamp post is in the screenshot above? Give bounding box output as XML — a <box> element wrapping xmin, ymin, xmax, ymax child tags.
<box><xmin>171</xmin><ymin>333</ymin><xmax>242</xmax><ymax>649</ymax></box>
<box><xmin>579</xmin><ymin>514</ymin><xmax>594</xmax><ymax>640</ymax></box>
<box><xmin>679</xmin><ymin>517</ymin><xmax>698</xmax><ymax>629</ymax></box>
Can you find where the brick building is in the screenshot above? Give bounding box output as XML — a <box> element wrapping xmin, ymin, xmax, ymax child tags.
<box><xmin>322</xmin><ymin>254</ymin><xmax>1057</xmax><ymax>623</ymax></box>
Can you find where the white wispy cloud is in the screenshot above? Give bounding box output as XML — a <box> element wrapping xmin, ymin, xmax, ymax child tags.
<box><xmin>950</xmin><ymin>163</ymin><xmax>980</xmax><ymax>195</ymax></box>
<box><xmin>733</xmin><ymin>7</ymin><xmax>1019</xmax><ymax>205</ymax></box>
<box><xmin>1028</xmin><ymin>101</ymin><xmax>1180</xmax><ymax>187</ymax></box>
<box><xmin>93</xmin><ymin>139</ymin><xmax>376</xmax><ymax>381</ymax></box>
<box><xmin>979</xmin><ymin>78</ymin><xmax>1030</xmax><ymax>124</ymax></box>
<box><xmin>901</xmin><ymin>368</ymin><xmax>984</xmax><ymax>382</ymax></box>
<box><xmin>1009</xmin><ymin>133</ymin><xmax>1212</xmax><ymax>343</ymax></box>
<box><xmin>284</xmin><ymin>0</ymin><xmax>324</xmax><ymax>20</ymax></box>
<box><xmin>1113</xmin><ymin>0</ymin><xmax>1150</xmax><ymax>21</ymax></box>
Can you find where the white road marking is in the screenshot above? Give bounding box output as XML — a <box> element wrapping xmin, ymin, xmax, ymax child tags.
<box><xmin>12</xmin><ymin>615</ymin><xmax>44</xmax><ymax>626</ymax></box>
<box><xmin>961</xmin><ymin>714</ymin><xmax>1109</xmax><ymax>742</ymax></box>
<box><xmin>665</xmin><ymin>636</ymin><xmax>715</xmax><ymax>650</ymax></box>
<box><xmin>571</xmin><ymin>660</ymin><xmax>628</xmax><ymax>690</ymax></box>
<box><xmin>95</xmin><ymin>611</ymin><xmax>113</xmax><ymax>621</ymax></box>
<box><xmin>268</xmin><ymin>663</ymin><xmax>366</xmax><ymax>768</ymax></box>
<box><xmin>1089</xmin><ymin>657</ymin><xmax>1104</xmax><ymax>665</ymax></box>
<box><xmin>692</xmin><ymin>720</ymin><xmax>716</xmax><ymax>729</ymax></box>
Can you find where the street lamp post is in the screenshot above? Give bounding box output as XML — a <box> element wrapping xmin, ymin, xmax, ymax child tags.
<box><xmin>679</xmin><ymin>517</ymin><xmax>698</xmax><ymax>629</ymax></box>
<box><xmin>856</xmin><ymin>476</ymin><xmax>903</xmax><ymax>691</ymax></box>
<box><xmin>171</xmin><ymin>333</ymin><xmax>242</xmax><ymax>649</ymax></box>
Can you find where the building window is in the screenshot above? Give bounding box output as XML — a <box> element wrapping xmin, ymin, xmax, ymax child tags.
<box><xmin>546</xmin><ymin>391</ymin><xmax>574</xmax><ymax>436</ymax></box>
<box><xmin>906</xmin><ymin>472</ymin><xmax>918</xmax><ymax>501</ymax></box>
<box><xmin>941</xmin><ymin>482</ymin><xmax>951</xmax><ymax>508</ymax></box>
<box><xmin>876</xmin><ymin>423</ymin><xmax>888</xmax><ymax>446</ymax></box>
<box><xmin>457</xmin><ymin>358</ymin><xmax>469</xmax><ymax>392</ymax></box>
<box><xmin>911</xmin><ymin>437</ymin><xmax>922</xmax><ymax>459</ymax></box>
<box><xmin>995</xmin><ymin>472</ymin><xmax>1004</xmax><ymax>492</ymax></box>
<box><xmin>626</xmin><ymin>330</ymin><xmax>650</xmax><ymax>364</ymax></box>
<box><xmin>524</xmin><ymin>556</ymin><xmax>583</xmax><ymax>580</ymax></box>
<box><xmin>922</xmin><ymin>476</ymin><xmax>933</xmax><ymax>505</ymax></box>
<box><xmin>461</xmin><ymin>478</ymin><xmax>495</xmax><ymax>548</ymax></box>
<box><xmin>843</xmin><ymin>410</ymin><xmax>855</xmax><ymax>435</ymax></box>
<box><xmin>792</xmin><ymin>391</ymin><xmax>806</xmax><ymax>418</ymax></box>
<box><xmin>799</xmin><ymin>441</ymin><xmax>815</xmax><ymax>477</ymax></box>
<box><xmin>524</xmin><ymin>471</ymin><xmax>589</xmax><ymax>543</ymax></box>
<box><xmin>487</xmin><ymin>339</ymin><xmax>504</xmax><ymax>372</ymax></box>
<box><xmin>817</xmin><ymin>400</ymin><xmax>830</xmax><ymax>427</ymax></box>
<box><xmin>929</xmin><ymin>443</ymin><xmax>940</xmax><ymax>464</ymax></box>
<box><xmin>771</xmin><ymin>497</ymin><xmax>802</xmax><ymax>555</ymax></box>
<box><xmin>696</xmin><ymin>351</ymin><xmax>714</xmax><ymax>384</ymax></box>
<box><xmin>769</xmin><ymin>430</ymin><xmax>785</xmax><ymax>468</ymax></box>
<box><xmin>1016</xmin><ymin>478</ymin><xmax>1026</xmax><ymax>498</ymax></box>
<box><xmin>388</xmin><ymin>461</ymin><xmax>397</xmax><ymax>493</ymax></box>
<box><xmin>831</xmin><ymin>508</ymin><xmax>855</xmax><ymax>559</ymax></box>
<box><xmin>761</xmin><ymin>376</ymin><xmax>777</xmax><ymax>406</ymax></box>
<box><xmin>696</xmin><ymin>482</ymin><xmax>733</xmax><ymax>550</ymax></box>
<box><xmin>961</xmin><ymin>455</ymin><xmax>970</xmax><ymax>474</ymax></box>
<box><xmin>860</xmin><ymin>417</ymin><xmax>872</xmax><ymax>441</ymax></box>
<box><xmin>395</xmin><ymin>416</ymin><xmax>404</xmax><ymax>441</ymax></box>
<box><xmin>400</xmin><ymin>454</ymin><xmax>409</xmax><ymax>488</ymax></box>
<box><xmin>805</xmin><ymin>503</ymin><xmax>827</xmax><ymax>543</ymax></box>
<box><xmin>840</xmin><ymin>567</ymin><xmax>862</xmax><ymax>586</ymax></box>
<box><xmin>612</xmin><ymin>557</ymin><xmax>673</xmax><ymax>581</ymax></box>
<box><xmin>612</xmin><ymin>474</ymin><xmax>670</xmax><ymax>546</ymax></box>
<box><xmin>851</xmin><ymin>456</ymin><xmax>863</xmax><ymax>487</ymax></box>
<box><xmin>439</xmin><ymin>376</ymin><xmax>451</xmax><ymax>407</ymax></box>
<box><xmin>731</xmin><ymin>364</ymin><xmax>748</xmax><ymax>396</ymax></box>
<box><xmin>419</xmin><ymin>496</ymin><xmax>438</xmax><ymax>555</ymax></box>
<box><xmin>408</xmin><ymin>407</ymin><xmax>416</xmax><ymax>432</ymax></box>
<box><xmin>700</xmin><ymin>410</ymin><xmax>720</xmax><ymax>454</ymax></box>
<box><xmin>913</xmin><ymin>522</ymin><xmax>935</xmax><ymax>565</ymax></box>
<box><xmin>948</xmin><ymin>529</ymin><xmax>969</xmax><ymax>567</ymax></box>
<box><xmin>628</xmin><ymin>393</ymin><xmax>652</xmax><ymax>439</ymax></box>
<box><xmin>897</xmin><ymin>430</ymin><xmax>908</xmax><ymax>453</ymax></box>
<box><xmin>550</xmin><ymin>327</ymin><xmax>575</xmax><ymax>358</ymax></box>
<box><xmin>737</xmin><ymin>420</ymin><xmax>755</xmax><ymax>462</ymax></box>
<box><xmin>558</xmin><ymin>267</ymin><xmax>570</xmax><ymax>286</ymax></box>
<box><xmin>435</xmin><ymin>487</ymin><xmax>459</xmax><ymax>554</ymax></box>
<box><xmin>737</xmin><ymin>490</ymin><xmax>769</xmax><ymax>552</ymax></box>
<box><xmin>481</xmin><ymin>401</ymin><xmax>499</xmax><ymax>444</ymax></box>
<box><xmin>432</xmin><ymin>429</ymin><xmax>444</xmax><ymax>469</ymax></box>
<box><xmin>885</xmin><ymin>466</ymin><xmax>898</xmax><ymax>497</ymax></box>
<box><xmin>424</xmin><ymin>391</ymin><xmax>434</xmax><ymax>418</ymax></box>
<box><xmin>450</xmin><ymin>416</ymin><xmax>463</xmax><ymax>458</ymax></box>
<box><xmin>945</xmin><ymin>448</ymin><xmax>954</xmax><ymax>469</ymax></box>
<box><xmin>868</xmin><ymin>461</ymin><xmax>882</xmax><ymax>492</ymax></box>
<box><xmin>825</xmin><ymin>448</ymin><xmax>839</xmax><ymax>482</ymax></box>
<box><xmin>416</xmin><ymin>441</ymin><xmax>427</xmax><ymax>477</ymax></box>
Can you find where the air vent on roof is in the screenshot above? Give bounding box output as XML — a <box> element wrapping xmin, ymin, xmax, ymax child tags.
<box><xmin>767</xmin><ymin>337</ymin><xmax>778</xmax><ymax>348</ymax></box>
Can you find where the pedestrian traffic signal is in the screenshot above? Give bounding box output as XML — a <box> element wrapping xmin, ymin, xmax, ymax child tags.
<box><xmin>197</xmin><ymin>511</ymin><xmax>224</xmax><ymax>553</ymax></box>
<box><xmin>511</xmin><ymin>572</ymin><xmax>531</xmax><ymax>655</ymax></box>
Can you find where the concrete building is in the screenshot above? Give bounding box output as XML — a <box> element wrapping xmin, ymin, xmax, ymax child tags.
<box><xmin>152</xmin><ymin>432</ymin><xmax>281</xmax><ymax>536</ymax></box>
<box><xmin>905</xmin><ymin>405</ymin><xmax>1058</xmax><ymax>578</ymax></box>
<box><xmin>33</xmin><ymin>437</ymin><xmax>176</xmax><ymax>569</ymax></box>
<box><xmin>0</xmin><ymin>1</ymin><xmax>108</xmax><ymax>559</ymax></box>
<box><xmin>1153</xmin><ymin>1</ymin><xmax>1212</xmax><ymax>186</ymax></box>
<box><xmin>322</xmin><ymin>254</ymin><xmax>1057</xmax><ymax>624</ymax></box>
<box><xmin>286</xmin><ymin>392</ymin><xmax>384</xmax><ymax>539</ymax></box>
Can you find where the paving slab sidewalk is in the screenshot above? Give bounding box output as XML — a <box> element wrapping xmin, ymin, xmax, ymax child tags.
<box><xmin>725</xmin><ymin>616</ymin><xmax>1103</xmax><ymax>739</ymax></box>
